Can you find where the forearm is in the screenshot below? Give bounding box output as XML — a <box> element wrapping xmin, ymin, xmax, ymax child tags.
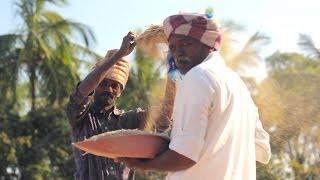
<box><xmin>137</xmin><ymin>149</ymin><xmax>195</xmax><ymax>172</ymax></box>
<box><xmin>78</xmin><ymin>52</ymin><xmax>123</xmax><ymax>96</ymax></box>
<box><xmin>77</xmin><ymin>31</ymin><xmax>136</xmax><ymax>96</ymax></box>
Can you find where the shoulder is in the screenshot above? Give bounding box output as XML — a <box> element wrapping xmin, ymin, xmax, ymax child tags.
<box><xmin>184</xmin><ymin>66</ymin><xmax>207</xmax><ymax>82</ymax></box>
<box><xmin>183</xmin><ymin>65</ymin><xmax>217</xmax><ymax>91</ymax></box>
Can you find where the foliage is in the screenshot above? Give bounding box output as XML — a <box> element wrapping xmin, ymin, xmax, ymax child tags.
<box><xmin>0</xmin><ymin>107</ymin><xmax>74</xmax><ymax>179</ymax></box>
<box><xmin>117</xmin><ymin>48</ymin><xmax>166</xmax><ymax>110</ymax></box>
<box><xmin>0</xmin><ymin>0</ymin><xmax>98</xmax><ymax>111</ymax></box>
<box><xmin>0</xmin><ymin>0</ymin><xmax>96</xmax><ymax>178</ymax></box>
<box><xmin>255</xmin><ymin>49</ymin><xmax>320</xmax><ymax>179</ymax></box>
<box><xmin>1</xmin><ymin>1</ymin><xmax>319</xmax><ymax>179</ymax></box>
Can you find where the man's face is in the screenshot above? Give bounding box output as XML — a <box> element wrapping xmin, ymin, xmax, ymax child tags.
<box><xmin>168</xmin><ymin>34</ymin><xmax>211</xmax><ymax>74</ymax></box>
<box><xmin>93</xmin><ymin>79</ymin><xmax>123</xmax><ymax>109</ymax></box>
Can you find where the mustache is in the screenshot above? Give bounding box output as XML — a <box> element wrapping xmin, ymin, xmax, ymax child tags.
<box><xmin>175</xmin><ymin>56</ymin><xmax>192</xmax><ymax>64</ymax></box>
<box><xmin>93</xmin><ymin>91</ymin><xmax>116</xmax><ymax>109</ymax></box>
<box><xmin>98</xmin><ymin>91</ymin><xmax>115</xmax><ymax>99</ymax></box>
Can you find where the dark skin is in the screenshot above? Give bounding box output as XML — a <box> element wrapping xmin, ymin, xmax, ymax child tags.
<box><xmin>117</xmin><ymin>34</ymin><xmax>213</xmax><ymax>172</ymax></box>
<box><xmin>169</xmin><ymin>34</ymin><xmax>212</xmax><ymax>75</ymax></box>
<box><xmin>93</xmin><ymin>79</ymin><xmax>122</xmax><ymax>111</ymax></box>
<box><xmin>77</xmin><ymin>31</ymin><xmax>136</xmax><ymax>111</ymax></box>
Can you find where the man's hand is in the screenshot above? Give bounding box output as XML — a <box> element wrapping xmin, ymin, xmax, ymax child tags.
<box><xmin>117</xmin><ymin>31</ymin><xmax>136</xmax><ymax>57</ymax></box>
<box><xmin>114</xmin><ymin>149</ymin><xmax>196</xmax><ymax>172</ymax></box>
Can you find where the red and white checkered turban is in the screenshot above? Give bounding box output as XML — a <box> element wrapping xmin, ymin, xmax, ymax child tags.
<box><xmin>163</xmin><ymin>13</ymin><xmax>221</xmax><ymax>49</ymax></box>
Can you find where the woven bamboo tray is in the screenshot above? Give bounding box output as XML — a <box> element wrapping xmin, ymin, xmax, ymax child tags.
<box><xmin>72</xmin><ymin>129</ymin><xmax>170</xmax><ymax>159</ymax></box>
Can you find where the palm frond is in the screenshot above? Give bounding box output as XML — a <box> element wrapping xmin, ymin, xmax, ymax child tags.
<box><xmin>35</xmin><ymin>0</ymin><xmax>45</xmax><ymax>13</ymax></box>
<box><xmin>0</xmin><ymin>34</ymin><xmax>22</xmax><ymax>55</ymax></box>
<box><xmin>221</xmin><ymin>20</ymin><xmax>246</xmax><ymax>34</ymax></box>
<box><xmin>298</xmin><ymin>34</ymin><xmax>320</xmax><ymax>60</ymax></box>
<box><xmin>38</xmin><ymin>59</ymin><xmax>59</xmax><ymax>103</ymax></box>
<box><xmin>41</xmin><ymin>19</ymin><xmax>72</xmax><ymax>35</ymax></box>
<box><xmin>220</xmin><ymin>20</ymin><xmax>246</xmax><ymax>60</ymax></box>
<box><xmin>0</xmin><ymin>35</ymin><xmax>21</xmax><ymax>106</ymax></box>
<box><xmin>14</xmin><ymin>0</ymin><xmax>35</xmax><ymax>28</ymax></box>
<box><xmin>33</xmin><ymin>33</ymin><xmax>53</xmax><ymax>59</ymax></box>
<box><xmin>71</xmin><ymin>43</ymin><xmax>102</xmax><ymax>60</ymax></box>
<box><xmin>45</xmin><ymin>0</ymin><xmax>68</xmax><ymax>6</ymax></box>
<box><xmin>35</xmin><ymin>0</ymin><xmax>68</xmax><ymax>11</ymax></box>
<box><xmin>39</xmin><ymin>10</ymin><xmax>64</xmax><ymax>23</ymax></box>
<box><xmin>5</xmin><ymin>0</ymin><xmax>98</xmax><ymax>108</ymax></box>
<box><xmin>228</xmin><ymin>32</ymin><xmax>270</xmax><ymax>71</ymax></box>
<box><xmin>40</xmin><ymin>19</ymin><xmax>96</xmax><ymax>48</ymax></box>
<box><xmin>68</xmin><ymin>21</ymin><xmax>96</xmax><ymax>47</ymax></box>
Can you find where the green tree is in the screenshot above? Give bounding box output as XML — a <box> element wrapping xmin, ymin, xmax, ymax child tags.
<box><xmin>0</xmin><ymin>0</ymin><xmax>98</xmax><ymax>178</ymax></box>
<box><xmin>0</xmin><ymin>0</ymin><xmax>98</xmax><ymax>112</ymax></box>
<box><xmin>117</xmin><ymin>48</ymin><xmax>165</xmax><ymax>110</ymax></box>
<box><xmin>255</xmin><ymin>49</ymin><xmax>320</xmax><ymax>179</ymax></box>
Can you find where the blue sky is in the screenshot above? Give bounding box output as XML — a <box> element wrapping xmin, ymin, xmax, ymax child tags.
<box><xmin>1</xmin><ymin>0</ymin><xmax>319</xmax><ymax>79</ymax></box>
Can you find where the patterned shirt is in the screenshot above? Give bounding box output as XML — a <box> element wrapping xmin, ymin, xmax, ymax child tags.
<box><xmin>66</xmin><ymin>84</ymin><xmax>147</xmax><ymax>180</ymax></box>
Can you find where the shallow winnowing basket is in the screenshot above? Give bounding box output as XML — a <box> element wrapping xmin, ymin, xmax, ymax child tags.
<box><xmin>135</xmin><ymin>25</ymin><xmax>168</xmax><ymax>60</ymax></box>
<box><xmin>72</xmin><ymin>129</ymin><xmax>170</xmax><ymax>159</ymax></box>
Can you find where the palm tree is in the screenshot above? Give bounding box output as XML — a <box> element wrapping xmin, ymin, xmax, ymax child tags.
<box><xmin>298</xmin><ymin>34</ymin><xmax>320</xmax><ymax>60</ymax></box>
<box><xmin>0</xmin><ymin>0</ymin><xmax>99</xmax><ymax>112</ymax></box>
<box><xmin>220</xmin><ymin>20</ymin><xmax>270</xmax><ymax>89</ymax></box>
<box><xmin>0</xmin><ymin>0</ymin><xmax>100</xmax><ymax>178</ymax></box>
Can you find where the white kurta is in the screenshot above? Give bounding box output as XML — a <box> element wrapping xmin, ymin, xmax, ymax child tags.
<box><xmin>166</xmin><ymin>52</ymin><xmax>271</xmax><ymax>180</ymax></box>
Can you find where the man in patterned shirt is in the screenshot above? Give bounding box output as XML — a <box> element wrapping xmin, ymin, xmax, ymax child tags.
<box><xmin>66</xmin><ymin>32</ymin><xmax>153</xmax><ymax>180</ymax></box>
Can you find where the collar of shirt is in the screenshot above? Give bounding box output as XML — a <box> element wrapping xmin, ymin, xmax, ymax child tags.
<box><xmin>91</xmin><ymin>104</ymin><xmax>122</xmax><ymax>116</ymax></box>
<box><xmin>101</xmin><ymin>106</ymin><xmax>122</xmax><ymax>115</ymax></box>
<box><xmin>202</xmin><ymin>51</ymin><xmax>226</xmax><ymax>68</ymax></box>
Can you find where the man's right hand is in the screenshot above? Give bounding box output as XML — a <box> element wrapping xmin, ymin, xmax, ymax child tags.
<box><xmin>77</xmin><ymin>31</ymin><xmax>136</xmax><ymax>98</ymax></box>
<box><xmin>117</xmin><ymin>31</ymin><xmax>136</xmax><ymax>57</ymax></box>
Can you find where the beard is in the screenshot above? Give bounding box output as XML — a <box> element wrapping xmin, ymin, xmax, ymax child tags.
<box><xmin>176</xmin><ymin>56</ymin><xmax>192</xmax><ymax>64</ymax></box>
<box><xmin>93</xmin><ymin>91</ymin><xmax>116</xmax><ymax>110</ymax></box>
<box><xmin>174</xmin><ymin>56</ymin><xmax>193</xmax><ymax>74</ymax></box>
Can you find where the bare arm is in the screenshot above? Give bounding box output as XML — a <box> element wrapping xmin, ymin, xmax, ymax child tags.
<box><xmin>78</xmin><ymin>32</ymin><xmax>136</xmax><ymax>96</ymax></box>
<box><xmin>118</xmin><ymin>149</ymin><xmax>196</xmax><ymax>172</ymax></box>
<box><xmin>255</xmin><ymin>117</ymin><xmax>271</xmax><ymax>164</ymax></box>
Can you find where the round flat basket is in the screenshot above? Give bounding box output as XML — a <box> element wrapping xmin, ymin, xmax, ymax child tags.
<box><xmin>72</xmin><ymin>129</ymin><xmax>170</xmax><ymax>159</ymax></box>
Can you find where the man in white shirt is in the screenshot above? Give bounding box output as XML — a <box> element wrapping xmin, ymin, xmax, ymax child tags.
<box><xmin>119</xmin><ymin>13</ymin><xmax>271</xmax><ymax>180</ymax></box>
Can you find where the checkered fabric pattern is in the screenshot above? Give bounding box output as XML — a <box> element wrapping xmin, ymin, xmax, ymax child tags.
<box><xmin>163</xmin><ymin>13</ymin><xmax>221</xmax><ymax>49</ymax></box>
